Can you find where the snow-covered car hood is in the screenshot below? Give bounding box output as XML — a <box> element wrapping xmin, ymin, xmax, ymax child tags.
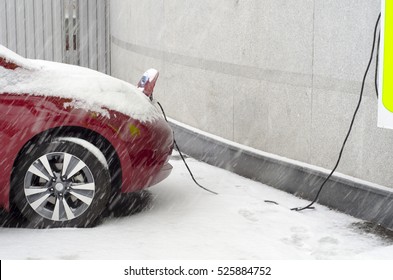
<box><xmin>0</xmin><ymin>46</ymin><xmax>162</xmax><ymax>122</ymax></box>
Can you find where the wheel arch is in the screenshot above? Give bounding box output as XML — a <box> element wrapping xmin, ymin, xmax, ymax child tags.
<box><xmin>10</xmin><ymin>126</ymin><xmax>122</xmax><ymax>203</ymax></box>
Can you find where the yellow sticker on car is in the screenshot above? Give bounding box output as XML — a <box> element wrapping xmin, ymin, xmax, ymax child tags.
<box><xmin>129</xmin><ymin>124</ymin><xmax>141</xmax><ymax>137</ymax></box>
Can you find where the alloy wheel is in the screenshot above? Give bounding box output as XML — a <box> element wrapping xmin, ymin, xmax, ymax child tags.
<box><xmin>23</xmin><ymin>152</ymin><xmax>96</xmax><ymax>222</ymax></box>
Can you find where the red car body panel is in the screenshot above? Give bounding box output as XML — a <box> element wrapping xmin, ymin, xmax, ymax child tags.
<box><xmin>0</xmin><ymin>58</ymin><xmax>173</xmax><ymax>211</ymax></box>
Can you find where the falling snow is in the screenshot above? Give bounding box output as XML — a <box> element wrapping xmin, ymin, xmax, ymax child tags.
<box><xmin>1</xmin><ymin>152</ymin><xmax>393</xmax><ymax>260</ymax></box>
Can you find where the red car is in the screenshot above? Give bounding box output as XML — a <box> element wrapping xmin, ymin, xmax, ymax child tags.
<box><xmin>0</xmin><ymin>46</ymin><xmax>173</xmax><ymax>227</ymax></box>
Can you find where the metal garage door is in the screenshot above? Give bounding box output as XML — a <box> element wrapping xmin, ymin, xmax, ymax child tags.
<box><xmin>0</xmin><ymin>0</ymin><xmax>110</xmax><ymax>74</ymax></box>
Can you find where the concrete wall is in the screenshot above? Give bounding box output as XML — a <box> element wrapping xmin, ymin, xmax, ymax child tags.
<box><xmin>110</xmin><ymin>0</ymin><xmax>393</xmax><ymax>188</ymax></box>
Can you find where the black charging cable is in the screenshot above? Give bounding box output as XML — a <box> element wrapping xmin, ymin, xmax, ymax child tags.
<box><xmin>156</xmin><ymin>101</ymin><xmax>218</xmax><ymax>195</ymax></box>
<box><xmin>291</xmin><ymin>13</ymin><xmax>381</xmax><ymax>212</ymax></box>
<box><xmin>375</xmin><ymin>32</ymin><xmax>381</xmax><ymax>98</ymax></box>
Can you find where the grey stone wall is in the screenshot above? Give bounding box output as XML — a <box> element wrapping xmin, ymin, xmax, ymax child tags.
<box><xmin>110</xmin><ymin>0</ymin><xmax>392</xmax><ymax>188</ymax></box>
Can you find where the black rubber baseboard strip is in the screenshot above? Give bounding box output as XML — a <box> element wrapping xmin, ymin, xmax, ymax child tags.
<box><xmin>169</xmin><ymin>120</ymin><xmax>393</xmax><ymax>230</ymax></box>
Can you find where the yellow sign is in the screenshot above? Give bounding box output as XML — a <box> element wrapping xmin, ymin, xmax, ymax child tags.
<box><xmin>378</xmin><ymin>0</ymin><xmax>393</xmax><ymax>128</ymax></box>
<box><xmin>383</xmin><ymin>0</ymin><xmax>393</xmax><ymax>111</ymax></box>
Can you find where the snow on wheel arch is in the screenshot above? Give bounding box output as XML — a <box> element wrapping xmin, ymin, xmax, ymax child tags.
<box><xmin>56</xmin><ymin>137</ymin><xmax>108</xmax><ymax>169</ymax></box>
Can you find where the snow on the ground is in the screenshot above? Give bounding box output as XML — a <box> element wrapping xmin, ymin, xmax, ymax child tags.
<box><xmin>1</xmin><ymin>152</ymin><xmax>393</xmax><ymax>260</ymax></box>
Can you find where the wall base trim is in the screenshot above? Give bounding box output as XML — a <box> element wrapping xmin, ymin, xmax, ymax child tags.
<box><xmin>169</xmin><ymin>119</ymin><xmax>393</xmax><ymax>230</ymax></box>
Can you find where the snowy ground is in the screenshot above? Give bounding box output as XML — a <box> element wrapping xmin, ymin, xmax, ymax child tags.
<box><xmin>1</xmin><ymin>152</ymin><xmax>393</xmax><ymax>260</ymax></box>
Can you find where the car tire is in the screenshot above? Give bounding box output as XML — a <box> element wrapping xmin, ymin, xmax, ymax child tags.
<box><xmin>11</xmin><ymin>140</ymin><xmax>111</xmax><ymax>228</ymax></box>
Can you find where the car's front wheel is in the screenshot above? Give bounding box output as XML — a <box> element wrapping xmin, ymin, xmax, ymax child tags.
<box><xmin>11</xmin><ymin>140</ymin><xmax>110</xmax><ymax>228</ymax></box>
